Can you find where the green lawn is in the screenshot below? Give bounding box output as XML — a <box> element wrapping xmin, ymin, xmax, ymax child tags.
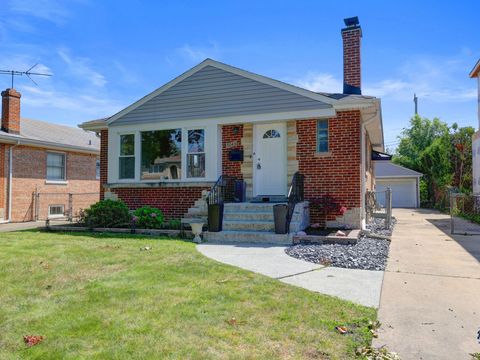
<box><xmin>0</xmin><ymin>231</ymin><xmax>376</xmax><ymax>359</ymax></box>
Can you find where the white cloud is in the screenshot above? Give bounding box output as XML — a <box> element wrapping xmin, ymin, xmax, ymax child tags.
<box><xmin>171</xmin><ymin>42</ymin><xmax>221</xmax><ymax>63</ymax></box>
<box><xmin>293</xmin><ymin>55</ymin><xmax>476</xmax><ymax>103</ymax></box>
<box><xmin>8</xmin><ymin>0</ymin><xmax>70</xmax><ymax>25</ymax></box>
<box><xmin>293</xmin><ymin>72</ymin><xmax>342</xmax><ymax>93</ymax></box>
<box><xmin>58</xmin><ymin>48</ymin><xmax>107</xmax><ymax>87</ymax></box>
<box><xmin>19</xmin><ymin>84</ymin><xmax>122</xmax><ymax>118</ymax></box>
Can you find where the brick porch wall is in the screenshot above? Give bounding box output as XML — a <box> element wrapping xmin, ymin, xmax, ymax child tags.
<box><xmin>9</xmin><ymin>145</ymin><xmax>99</xmax><ymax>222</ymax></box>
<box><xmin>222</xmin><ymin>124</ymin><xmax>244</xmax><ymax>178</ymax></box>
<box><xmin>296</xmin><ymin>110</ymin><xmax>362</xmax><ymax>227</ymax></box>
<box><xmin>109</xmin><ymin>186</ymin><xmax>210</xmax><ymax>220</ymax></box>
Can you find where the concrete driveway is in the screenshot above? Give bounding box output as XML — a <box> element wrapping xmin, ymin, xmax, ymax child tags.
<box><xmin>374</xmin><ymin>208</ymin><xmax>480</xmax><ymax>359</ymax></box>
<box><xmin>197</xmin><ymin>243</ymin><xmax>384</xmax><ymax>307</ymax></box>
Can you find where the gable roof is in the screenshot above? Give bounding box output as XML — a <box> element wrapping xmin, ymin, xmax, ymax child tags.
<box><xmin>0</xmin><ymin>118</ymin><xmax>99</xmax><ymax>154</ymax></box>
<box><xmin>375</xmin><ymin>160</ymin><xmax>422</xmax><ymax>178</ymax></box>
<box><xmin>470</xmin><ymin>59</ymin><xmax>480</xmax><ymax>78</ymax></box>
<box><xmin>108</xmin><ymin>59</ymin><xmax>337</xmax><ymax>126</ymax></box>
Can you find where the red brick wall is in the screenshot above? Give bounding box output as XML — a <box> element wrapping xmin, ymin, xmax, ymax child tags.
<box><xmin>1</xmin><ymin>89</ymin><xmax>21</xmax><ymax>134</ymax></box>
<box><xmin>222</xmin><ymin>124</ymin><xmax>243</xmax><ymax>178</ymax></box>
<box><xmin>9</xmin><ymin>145</ymin><xmax>99</xmax><ymax>222</ymax></box>
<box><xmin>342</xmin><ymin>27</ymin><xmax>361</xmax><ymax>93</ymax></box>
<box><xmin>296</xmin><ymin>111</ymin><xmax>361</xmax><ymax>224</ymax></box>
<box><xmin>100</xmin><ymin>129</ymin><xmax>108</xmax><ymax>200</ymax></box>
<box><xmin>110</xmin><ymin>186</ymin><xmax>209</xmax><ymax>220</ymax></box>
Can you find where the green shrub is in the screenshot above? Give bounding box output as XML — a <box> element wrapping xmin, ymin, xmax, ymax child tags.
<box><xmin>165</xmin><ymin>219</ymin><xmax>181</xmax><ymax>230</ymax></box>
<box><xmin>133</xmin><ymin>206</ymin><xmax>164</xmax><ymax>229</ymax></box>
<box><xmin>81</xmin><ymin>200</ymin><xmax>131</xmax><ymax>228</ymax></box>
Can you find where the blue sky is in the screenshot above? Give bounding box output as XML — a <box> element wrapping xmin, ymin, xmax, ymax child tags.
<box><xmin>0</xmin><ymin>0</ymin><xmax>478</xmax><ymax>150</ymax></box>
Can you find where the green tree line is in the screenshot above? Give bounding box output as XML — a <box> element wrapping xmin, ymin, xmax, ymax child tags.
<box><xmin>392</xmin><ymin>115</ymin><xmax>474</xmax><ymax>208</ymax></box>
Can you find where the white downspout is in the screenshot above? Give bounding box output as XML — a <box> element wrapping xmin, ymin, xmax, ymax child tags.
<box><xmin>360</xmin><ymin>124</ymin><xmax>366</xmax><ymax>230</ymax></box>
<box><xmin>7</xmin><ymin>141</ymin><xmax>19</xmax><ymax>223</ymax></box>
<box><xmin>360</xmin><ymin>111</ymin><xmax>378</xmax><ymax>230</ymax></box>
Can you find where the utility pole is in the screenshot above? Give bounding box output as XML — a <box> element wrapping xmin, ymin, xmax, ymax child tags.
<box><xmin>413</xmin><ymin>93</ymin><xmax>418</xmax><ymax>115</ymax></box>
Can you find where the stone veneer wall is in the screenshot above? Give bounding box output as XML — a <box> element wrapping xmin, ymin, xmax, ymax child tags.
<box><xmin>240</xmin><ymin>123</ymin><xmax>253</xmax><ymax>198</ymax></box>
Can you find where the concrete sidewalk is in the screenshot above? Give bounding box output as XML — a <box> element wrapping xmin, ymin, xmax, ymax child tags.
<box><xmin>374</xmin><ymin>208</ymin><xmax>480</xmax><ymax>359</ymax></box>
<box><xmin>197</xmin><ymin>243</ymin><xmax>384</xmax><ymax>307</ymax></box>
<box><xmin>0</xmin><ymin>221</ymin><xmax>46</xmax><ymax>232</ymax></box>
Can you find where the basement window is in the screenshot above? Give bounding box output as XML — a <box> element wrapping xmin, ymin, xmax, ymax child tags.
<box><xmin>48</xmin><ymin>205</ymin><xmax>65</xmax><ymax>218</ymax></box>
<box><xmin>316</xmin><ymin>120</ymin><xmax>329</xmax><ymax>153</ymax></box>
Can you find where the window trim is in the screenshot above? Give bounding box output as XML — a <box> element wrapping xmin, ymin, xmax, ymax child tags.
<box><xmin>316</xmin><ymin>119</ymin><xmax>329</xmax><ymax>153</ymax></box>
<box><xmin>46</xmin><ymin>151</ymin><xmax>67</xmax><ymax>182</ymax></box>
<box><xmin>119</xmin><ymin>133</ymin><xmax>136</xmax><ymax>180</ymax></box>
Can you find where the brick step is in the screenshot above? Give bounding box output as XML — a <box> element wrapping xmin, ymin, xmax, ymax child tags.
<box><xmin>203</xmin><ymin>230</ymin><xmax>291</xmax><ymax>245</ymax></box>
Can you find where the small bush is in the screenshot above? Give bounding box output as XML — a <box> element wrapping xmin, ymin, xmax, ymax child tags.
<box><xmin>133</xmin><ymin>206</ymin><xmax>164</xmax><ymax>229</ymax></box>
<box><xmin>80</xmin><ymin>199</ymin><xmax>131</xmax><ymax>228</ymax></box>
<box><xmin>165</xmin><ymin>219</ymin><xmax>181</xmax><ymax>230</ymax></box>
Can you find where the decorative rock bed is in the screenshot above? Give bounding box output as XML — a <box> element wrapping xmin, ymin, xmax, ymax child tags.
<box><xmin>285</xmin><ymin>218</ymin><xmax>395</xmax><ymax>271</ymax></box>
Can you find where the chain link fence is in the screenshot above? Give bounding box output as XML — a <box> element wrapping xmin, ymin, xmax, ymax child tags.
<box><xmin>366</xmin><ymin>188</ymin><xmax>392</xmax><ymax>228</ymax></box>
<box><xmin>33</xmin><ymin>192</ymin><xmax>99</xmax><ymax>222</ymax></box>
<box><xmin>450</xmin><ymin>193</ymin><xmax>480</xmax><ymax>235</ymax></box>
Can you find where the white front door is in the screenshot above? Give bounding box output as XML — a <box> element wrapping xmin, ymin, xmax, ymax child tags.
<box><xmin>253</xmin><ymin>122</ymin><xmax>287</xmax><ymax>196</ymax></box>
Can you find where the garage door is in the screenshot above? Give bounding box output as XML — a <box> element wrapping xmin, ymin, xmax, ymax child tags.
<box><xmin>376</xmin><ymin>178</ymin><xmax>418</xmax><ymax>208</ymax></box>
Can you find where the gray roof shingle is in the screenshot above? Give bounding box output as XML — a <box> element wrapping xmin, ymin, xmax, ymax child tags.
<box><xmin>0</xmin><ymin>118</ymin><xmax>100</xmax><ymax>153</ymax></box>
<box><xmin>375</xmin><ymin>161</ymin><xmax>422</xmax><ymax>178</ymax></box>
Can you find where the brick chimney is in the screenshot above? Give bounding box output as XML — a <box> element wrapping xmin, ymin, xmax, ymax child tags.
<box><xmin>1</xmin><ymin>88</ymin><xmax>21</xmax><ymax>134</ymax></box>
<box><xmin>342</xmin><ymin>17</ymin><xmax>362</xmax><ymax>95</ymax></box>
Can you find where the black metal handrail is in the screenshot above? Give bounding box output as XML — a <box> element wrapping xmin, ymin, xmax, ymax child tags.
<box><xmin>286</xmin><ymin>172</ymin><xmax>305</xmax><ymax>233</ymax></box>
<box><xmin>206</xmin><ymin>175</ymin><xmax>238</xmax><ymax>205</ymax></box>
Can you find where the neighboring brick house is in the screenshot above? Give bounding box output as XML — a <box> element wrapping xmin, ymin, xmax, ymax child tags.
<box><xmin>80</xmin><ymin>17</ymin><xmax>384</xmax><ymax>232</ymax></box>
<box><xmin>0</xmin><ymin>88</ymin><xmax>100</xmax><ymax>223</ymax></box>
<box><xmin>470</xmin><ymin>59</ymin><xmax>480</xmax><ymax>194</ymax></box>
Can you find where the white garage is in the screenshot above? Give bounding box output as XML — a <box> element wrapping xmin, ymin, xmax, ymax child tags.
<box><xmin>374</xmin><ymin>161</ymin><xmax>422</xmax><ymax>208</ymax></box>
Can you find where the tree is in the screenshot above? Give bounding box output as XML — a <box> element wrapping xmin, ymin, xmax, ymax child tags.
<box><xmin>392</xmin><ymin>115</ymin><xmax>474</xmax><ymax>208</ymax></box>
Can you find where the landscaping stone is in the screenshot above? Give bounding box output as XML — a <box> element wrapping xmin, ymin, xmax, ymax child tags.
<box><xmin>285</xmin><ymin>218</ymin><xmax>395</xmax><ymax>271</ymax></box>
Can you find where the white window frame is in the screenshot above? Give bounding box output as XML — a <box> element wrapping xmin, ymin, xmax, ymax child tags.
<box><xmin>118</xmin><ymin>133</ymin><xmax>136</xmax><ymax>180</ymax></box>
<box><xmin>186</xmin><ymin>127</ymin><xmax>206</xmax><ymax>179</ymax></box>
<box><xmin>46</xmin><ymin>151</ymin><xmax>67</xmax><ymax>184</ymax></box>
<box><xmin>48</xmin><ymin>204</ymin><xmax>65</xmax><ymax>218</ymax></box>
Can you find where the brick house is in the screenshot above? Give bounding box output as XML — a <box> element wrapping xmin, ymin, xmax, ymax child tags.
<box><xmin>470</xmin><ymin>59</ymin><xmax>480</xmax><ymax>194</ymax></box>
<box><xmin>0</xmin><ymin>88</ymin><xmax>100</xmax><ymax>223</ymax></box>
<box><xmin>80</xmin><ymin>17</ymin><xmax>384</xmax><ymax>239</ymax></box>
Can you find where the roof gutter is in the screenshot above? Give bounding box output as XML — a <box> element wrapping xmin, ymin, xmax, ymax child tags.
<box><xmin>0</xmin><ymin>134</ymin><xmax>99</xmax><ymax>155</ymax></box>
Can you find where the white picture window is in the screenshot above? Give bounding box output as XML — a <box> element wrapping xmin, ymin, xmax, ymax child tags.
<box><xmin>187</xmin><ymin>129</ymin><xmax>205</xmax><ymax>178</ymax></box>
<box><xmin>46</xmin><ymin>152</ymin><xmax>66</xmax><ymax>181</ymax></box>
<box><xmin>48</xmin><ymin>205</ymin><xmax>64</xmax><ymax>218</ymax></box>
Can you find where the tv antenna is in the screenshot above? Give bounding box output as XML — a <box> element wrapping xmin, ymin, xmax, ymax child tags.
<box><xmin>0</xmin><ymin>63</ymin><xmax>52</xmax><ymax>88</ymax></box>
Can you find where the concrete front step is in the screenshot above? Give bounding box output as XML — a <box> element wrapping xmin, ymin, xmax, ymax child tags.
<box><xmin>223</xmin><ymin>220</ymin><xmax>275</xmax><ymax>232</ymax></box>
<box><xmin>203</xmin><ymin>230</ymin><xmax>291</xmax><ymax>245</ymax></box>
<box><xmin>224</xmin><ymin>202</ymin><xmax>286</xmax><ymax>212</ymax></box>
<box><xmin>224</xmin><ymin>211</ymin><xmax>274</xmax><ymax>221</ymax></box>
